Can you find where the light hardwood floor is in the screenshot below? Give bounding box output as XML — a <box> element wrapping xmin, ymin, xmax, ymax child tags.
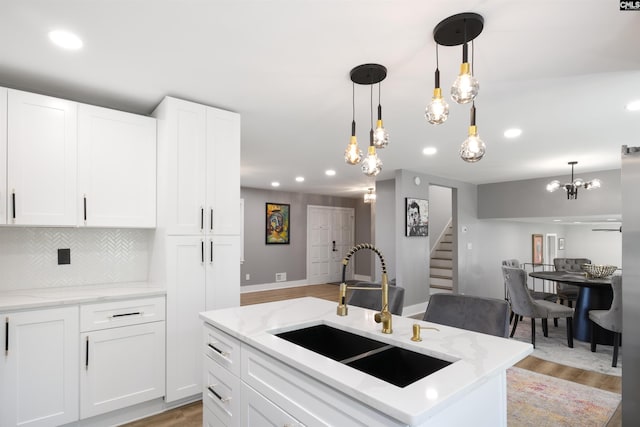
<box><xmin>124</xmin><ymin>284</ymin><xmax>621</xmax><ymax>427</ymax></box>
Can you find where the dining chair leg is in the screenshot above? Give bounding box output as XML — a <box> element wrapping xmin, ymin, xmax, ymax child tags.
<box><xmin>553</xmin><ymin>318</ymin><xmax>558</xmax><ymax>327</ymax></box>
<box><xmin>542</xmin><ymin>318</ymin><xmax>548</xmax><ymax>337</ymax></box>
<box><xmin>566</xmin><ymin>317</ymin><xmax>573</xmax><ymax>348</ymax></box>
<box><xmin>531</xmin><ymin>318</ymin><xmax>536</xmax><ymax>348</ymax></box>
<box><xmin>590</xmin><ymin>321</ymin><xmax>597</xmax><ymax>352</ymax></box>
<box><xmin>510</xmin><ymin>314</ymin><xmax>519</xmax><ymax>337</ymax></box>
<box><xmin>509</xmin><ymin>310</ymin><xmax>515</xmax><ymax>324</ymax></box>
<box><xmin>612</xmin><ymin>332</ymin><xmax>620</xmax><ymax>367</ymax></box>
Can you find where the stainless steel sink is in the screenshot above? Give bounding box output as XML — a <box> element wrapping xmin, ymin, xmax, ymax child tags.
<box><xmin>275</xmin><ymin>324</ymin><xmax>452</xmax><ymax>387</ymax></box>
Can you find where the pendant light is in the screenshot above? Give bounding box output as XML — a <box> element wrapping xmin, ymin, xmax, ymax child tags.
<box><xmin>362</xmin><ymin>85</ymin><xmax>383</xmax><ymax>176</ymax></box>
<box><xmin>344</xmin><ymin>82</ymin><xmax>363</xmax><ymax>165</ymax></box>
<box><xmin>451</xmin><ymin>40</ymin><xmax>479</xmax><ymax>104</ymax></box>
<box><xmin>425</xmin><ymin>45</ymin><xmax>449</xmax><ymax>124</ymax></box>
<box><xmin>372</xmin><ymin>83</ymin><xmax>389</xmax><ymax>148</ymax></box>
<box><xmin>459</xmin><ymin>102</ymin><xmax>485</xmax><ymax>162</ymax></box>
<box><xmin>364</xmin><ymin>187</ymin><xmax>376</xmax><ymax>203</ymax></box>
<box><xmin>346</xmin><ymin>64</ymin><xmax>388</xmax><ymax>176</ymax></box>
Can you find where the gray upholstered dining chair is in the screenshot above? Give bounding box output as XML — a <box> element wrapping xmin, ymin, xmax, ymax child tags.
<box><xmin>347</xmin><ymin>284</ymin><xmax>405</xmax><ymax>315</ymax></box>
<box><xmin>423</xmin><ymin>293</ymin><xmax>510</xmax><ymax>338</ymax></box>
<box><xmin>502</xmin><ymin>259</ymin><xmax>557</xmax><ymax>302</ymax></box>
<box><xmin>553</xmin><ymin>258</ymin><xmax>591</xmax><ymax>307</ymax></box>
<box><xmin>589</xmin><ymin>275</ymin><xmax>622</xmax><ymax>367</ymax></box>
<box><xmin>502</xmin><ymin>266</ymin><xmax>574</xmax><ymax>348</ymax></box>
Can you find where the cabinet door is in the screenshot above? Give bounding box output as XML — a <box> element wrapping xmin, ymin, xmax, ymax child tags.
<box><xmin>78</xmin><ymin>104</ymin><xmax>156</xmax><ymax>228</ymax></box>
<box><xmin>206</xmin><ymin>107</ymin><xmax>240</xmax><ymax>235</ymax></box>
<box><xmin>0</xmin><ymin>87</ymin><xmax>7</xmax><ymax>224</ymax></box>
<box><xmin>156</xmin><ymin>98</ymin><xmax>207</xmax><ymax>235</ymax></box>
<box><xmin>206</xmin><ymin>235</ymin><xmax>240</xmax><ymax>310</ymax></box>
<box><xmin>0</xmin><ymin>306</ymin><xmax>79</xmax><ymax>427</ymax></box>
<box><xmin>241</xmin><ymin>383</ymin><xmax>303</xmax><ymax>427</ymax></box>
<box><xmin>165</xmin><ymin>235</ymin><xmax>207</xmax><ymax>402</ymax></box>
<box><xmin>80</xmin><ymin>321</ymin><xmax>165</xmax><ymax>418</ymax></box>
<box><xmin>7</xmin><ymin>89</ymin><xmax>77</xmax><ymax>225</ymax></box>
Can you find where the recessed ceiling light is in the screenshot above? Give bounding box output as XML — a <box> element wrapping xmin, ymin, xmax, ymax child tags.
<box><xmin>325</xmin><ymin>170</ymin><xmax>336</xmax><ymax>176</ymax></box>
<box><xmin>503</xmin><ymin>128</ymin><xmax>522</xmax><ymax>138</ymax></box>
<box><xmin>422</xmin><ymin>147</ymin><xmax>437</xmax><ymax>155</ymax></box>
<box><xmin>626</xmin><ymin>100</ymin><xmax>640</xmax><ymax>111</ymax></box>
<box><xmin>607</xmin><ymin>218</ymin><xmax>617</xmax><ymax>221</ymax></box>
<box><xmin>573</xmin><ymin>221</ymin><xmax>582</xmax><ymax>224</ymax></box>
<box><xmin>295</xmin><ymin>176</ymin><xmax>304</xmax><ymax>182</ymax></box>
<box><xmin>271</xmin><ymin>181</ymin><xmax>280</xmax><ymax>187</ymax></box>
<box><xmin>553</xmin><ymin>219</ymin><xmax>562</xmax><ymax>222</ymax></box>
<box><xmin>48</xmin><ymin>30</ymin><xmax>83</xmax><ymax>50</ymax></box>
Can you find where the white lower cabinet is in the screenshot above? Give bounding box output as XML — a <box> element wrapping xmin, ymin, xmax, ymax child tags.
<box><xmin>80</xmin><ymin>297</ymin><xmax>166</xmax><ymax>419</ymax></box>
<box><xmin>0</xmin><ymin>306</ymin><xmax>79</xmax><ymax>427</ymax></box>
<box><xmin>203</xmin><ymin>323</ymin><xmax>399</xmax><ymax>427</ymax></box>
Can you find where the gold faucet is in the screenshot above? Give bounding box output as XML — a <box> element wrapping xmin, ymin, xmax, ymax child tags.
<box><xmin>336</xmin><ymin>243</ymin><xmax>393</xmax><ymax>334</ymax></box>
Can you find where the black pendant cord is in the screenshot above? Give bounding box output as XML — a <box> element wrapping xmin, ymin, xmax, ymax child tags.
<box><xmin>377</xmin><ymin>82</ymin><xmax>383</xmax><ymax>120</ymax></box>
<box><xmin>471</xmin><ymin>39</ymin><xmax>475</xmax><ymax>75</ymax></box>
<box><xmin>470</xmin><ymin>101</ymin><xmax>476</xmax><ymax>126</ymax></box>
<box><xmin>351</xmin><ymin>82</ymin><xmax>356</xmax><ymax>137</ymax></box>
<box><xmin>370</xmin><ymin>85</ymin><xmax>374</xmax><ymax>146</ymax></box>
<box><xmin>435</xmin><ymin>44</ymin><xmax>441</xmax><ymax>89</ymax></box>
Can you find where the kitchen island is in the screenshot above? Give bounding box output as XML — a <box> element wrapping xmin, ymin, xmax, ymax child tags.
<box><xmin>200</xmin><ymin>297</ymin><xmax>532</xmax><ymax>426</ymax></box>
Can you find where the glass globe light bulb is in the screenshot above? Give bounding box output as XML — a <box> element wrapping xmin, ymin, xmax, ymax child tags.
<box><xmin>546</xmin><ymin>180</ymin><xmax>561</xmax><ymax>192</ymax></box>
<box><xmin>459</xmin><ymin>126</ymin><xmax>485</xmax><ymax>163</ymax></box>
<box><xmin>573</xmin><ymin>178</ymin><xmax>585</xmax><ymax>187</ymax></box>
<box><xmin>373</xmin><ymin>120</ymin><xmax>389</xmax><ymax>149</ymax></box>
<box><xmin>587</xmin><ymin>178</ymin><xmax>602</xmax><ymax>189</ymax></box>
<box><xmin>451</xmin><ymin>63</ymin><xmax>479</xmax><ymax>104</ymax></box>
<box><xmin>344</xmin><ymin>136</ymin><xmax>363</xmax><ymax>165</ymax></box>
<box><xmin>361</xmin><ymin>146</ymin><xmax>382</xmax><ymax>176</ymax></box>
<box><xmin>425</xmin><ymin>88</ymin><xmax>449</xmax><ymax>124</ymax></box>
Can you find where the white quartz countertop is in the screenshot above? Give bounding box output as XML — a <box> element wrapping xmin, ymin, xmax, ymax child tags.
<box><xmin>200</xmin><ymin>297</ymin><xmax>533</xmax><ymax>426</ymax></box>
<box><xmin>0</xmin><ymin>282</ymin><xmax>166</xmax><ymax>311</ymax></box>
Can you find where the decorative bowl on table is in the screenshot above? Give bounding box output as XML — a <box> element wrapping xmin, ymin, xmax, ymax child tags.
<box><xmin>581</xmin><ymin>264</ymin><xmax>617</xmax><ymax>278</ymax></box>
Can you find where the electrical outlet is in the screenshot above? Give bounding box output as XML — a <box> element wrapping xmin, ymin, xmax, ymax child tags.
<box><xmin>245</xmin><ymin>274</ymin><xmax>250</xmax><ymax>280</ymax></box>
<box><xmin>58</xmin><ymin>248</ymin><xmax>71</xmax><ymax>265</ymax></box>
<box><xmin>275</xmin><ymin>272</ymin><xmax>287</xmax><ymax>282</ymax></box>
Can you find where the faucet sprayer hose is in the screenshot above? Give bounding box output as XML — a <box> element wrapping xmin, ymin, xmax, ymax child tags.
<box><xmin>340</xmin><ymin>243</ymin><xmax>387</xmax><ymax>283</ymax></box>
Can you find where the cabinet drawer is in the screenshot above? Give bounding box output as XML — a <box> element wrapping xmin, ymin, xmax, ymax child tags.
<box><xmin>241</xmin><ymin>383</ymin><xmax>303</xmax><ymax>427</ymax></box>
<box><xmin>80</xmin><ymin>296</ymin><xmax>165</xmax><ymax>332</ymax></box>
<box><xmin>242</xmin><ymin>345</ymin><xmax>402</xmax><ymax>427</ymax></box>
<box><xmin>204</xmin><ymin>323</ymin><xmax>241</xmax><ymax>377</ymax></box>
<box><xmin>204</xmin><ymin>355</ymin><xmax>241</xmax><ymax>427</ymax></box>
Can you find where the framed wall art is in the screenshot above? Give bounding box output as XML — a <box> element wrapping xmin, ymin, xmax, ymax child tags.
<box><xmin>532</xmin><ymin>234</ymin><xmax>543</xmax><ymax>264</ymax></box>
<box><xmin>405</xmin><ymin>198</ymin><xmax>429</xmax><ymax>237</ymax></box>
<box><xmin>558</xmin><ymin>237</ymin><xmax>565</xmax><ymax>250</ymax></box>
<box><xmin>266</xmin><ymin>203</ymin><xmax>290</xmax><ymax>244</ymax></box>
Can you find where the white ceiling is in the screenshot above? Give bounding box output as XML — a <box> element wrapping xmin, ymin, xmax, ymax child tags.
<box><xmin>1</xmin><ymin>0</ymin><xmax>638</xmax><ymax>198</ymax></box>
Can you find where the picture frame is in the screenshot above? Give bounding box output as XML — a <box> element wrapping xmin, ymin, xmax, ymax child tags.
<box><xmin>405</xmin><ymin>198</ymin><xmax>429</xmax><ymax>237</ymax></box>
<box><xmin>532</xmin><ymin>234</ymin><xmax>543</xmax><ymax>264</ymax></box>
<box><xmin>266</xmin><ymin>203</ymin><xmax>290</xmax><ymax>244</ymax></box>
<box><xmin>558</xmin><ymin>237</ymin><xmax>565</xmax><ymax>250</ymax></box>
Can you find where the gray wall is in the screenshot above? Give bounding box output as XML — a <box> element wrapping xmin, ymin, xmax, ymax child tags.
<box><xmin>375</xmin><ymin>169</ymin><xmax>478</xmax><ymax>306</ymax></box>
<box><xmin>429</xmin><ymin>185</ymin><xmax>452</xmax><ymax>251</ymax></box>
<box><xmin>240</xmin><ymin>187</ymin><xmax>357</xmax><ymax>286</ymax></box>
<box><xmin>353</xmin><ymin>198</ymin><xmax>373</xmax><ymax>276</ymax></box>
<box><xmin>478</xmin><ymin>169</ymin><xmax>621</xmax><ymax>219</ymax></box>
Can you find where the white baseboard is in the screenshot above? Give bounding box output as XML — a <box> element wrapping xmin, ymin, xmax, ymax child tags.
<box><xmin>353</xmin><ymin>274</ymin><xmax>371</xmax><ymax>281</ymax></box>
<box><xmin>402</xmin><ymin>300</ymin><xmax>429</xmax><ymax>317</ymax></box>
<box><xmin>240</xmin><ymin>279</ymin><xmax>310</xmax><ymax>293</ymax></box>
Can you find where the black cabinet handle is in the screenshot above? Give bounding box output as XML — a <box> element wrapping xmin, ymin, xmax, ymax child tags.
<box><xmin>207</xmin><ymin>386</ymin><xmax>230</xmax><ymax>403</ymax></box>
<box><xmin>201</xmin><ymin>240</ymin><xmax>205</xmax><ymax>263</ymax></box>
<box><xmin>83</xmin><ymin>195</ymin><xmax>87</xmax><ymax>223</ymax></box>
<box><xmin>200</xmin><ymin>207</ymin><xmax>204</xmax><ymax>231</ymax></box>
<box><xmin>210</xmin><ymin>208</ymin><xmax>213</xmax><ymax>232</ymax></box>
<box><xmin>5</xmin><ymin>317</ymin><xmax>8</xmax><ymax>354</ymax></box>
<box><xmin>110</xmin><ymin>312</ymin><xmax>141</xmax><ymax>318</ymax></box>
<box><xmin>207</xmin><ymin>342</ymin><xmax>229</xmax><ymax>357</ymax></box>
<box><xmin>332</xmin><ymin>240</ymin><xmax>337</xmax><ymax>252</ymax></box>
<box><xmin>11</xmin><ymin>192</ymin><xmax>16</xmax><ymax>221</ymax></box>
<box><xmin>210</xmin><ymin>240</ymin><xmax>213</xmax><ymax>263</ymax></box>
<box><xmin>85</xmin><ymin>336</ymin><xmax>89</xmax><ymax>369</ymax></box>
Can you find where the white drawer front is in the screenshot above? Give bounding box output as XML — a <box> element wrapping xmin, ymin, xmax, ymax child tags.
<box><xmin>204</xmin><ymin>403</ymin><xmax>228</xmax><ymax>427</ymax></box>
<box><xmin>80</xmin><ymin>296</ymin><xmax>166</xmax><ymax>332</ymax></box>
<box><xmin>242</xmin><ymin>346</ymin><xmax>402</xmax><ymax>427</ymax></box>
<box><xmin>204</xmin><ymin>356</ymin><xmax>241</xmax><ymax>427</ymax></box>
<box><xmin>203</xmin><ymin>323</ymin><xmax>241</xmax><ymax>377</ymax></box>
<box><xmin>241</xmin><ymin>383</ymin><xmax>304</xmax><ymax>427</ymax></box>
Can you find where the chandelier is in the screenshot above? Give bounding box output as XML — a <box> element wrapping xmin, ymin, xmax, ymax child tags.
<box><xmin>546</xmin><ymin>161</ymin><xmax>601</xmax><ymax>200</ymax></box>
<box><xmin>343</xmin><ymin>64</ymin><xmax>389</xmax><ymax>177</ymax></box>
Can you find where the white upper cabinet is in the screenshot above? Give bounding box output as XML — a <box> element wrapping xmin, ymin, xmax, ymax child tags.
<box><xmin>78</xmin><ymin>104</ymin><xmax>156</xmax><ymax>228</ymax></box>
<box><xmin>154</xmin><ymin>97</ymin><xmax>240</xmax><ymax>236</ymax></box>
<box><xmin>7</xmin><ymin>89</ymin><xmax>77</xmax><ymax>226</ymax></box>
<box><xmin>0</xmin><ymin>87</ymin><xmax>7</xmax><ymax>224</ymax></box>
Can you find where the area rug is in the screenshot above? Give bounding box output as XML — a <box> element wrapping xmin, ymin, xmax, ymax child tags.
<box><xmin>507</xmin><ymin>367</ymin><xmax>620</xmax><ymax>427</ymax></box>
<box><xmin>510</xmin><ymin>317</ymin><xmax>621</xmax><ymax>376</ymax></box>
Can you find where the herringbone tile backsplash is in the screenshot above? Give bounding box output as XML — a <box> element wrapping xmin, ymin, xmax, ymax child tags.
<box><xmin>0</xmin><ymin>228</ymin><xmax>152</xmax><ymax>291</ymax></box>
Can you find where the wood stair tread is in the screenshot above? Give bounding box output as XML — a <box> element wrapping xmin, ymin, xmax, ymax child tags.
<box><xmin>430</xmin><ymin>274</ymin><xmax>452</xmax><ymax>279</ymax></box>
<box><xmin>430</xmin><ymin>284</ymin><xmax>453</xmax><ymax>290</ymax></box>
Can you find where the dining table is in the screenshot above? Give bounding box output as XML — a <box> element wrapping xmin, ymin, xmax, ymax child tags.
<box><xmin>529</xmin><ymin>270</ymin><xmax>615</xmax><ymax>344</ymax></box>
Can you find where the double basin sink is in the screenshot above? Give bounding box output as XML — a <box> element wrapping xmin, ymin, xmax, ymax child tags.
<box><xmin>275</xmin><ymin>324</ymin><xmax>451</xmax><ymax>388</ymax></box>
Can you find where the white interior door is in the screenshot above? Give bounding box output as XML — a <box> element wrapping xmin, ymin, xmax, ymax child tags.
<box><xmin>307</xmin><ymin>206</ymin><xmax>354</xmax><ymax>284</ymax></box>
